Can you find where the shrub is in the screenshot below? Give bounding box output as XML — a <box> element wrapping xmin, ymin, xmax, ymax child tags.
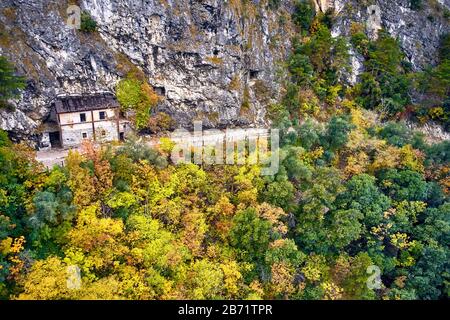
<box><xmin>80</xmin><ymin>11</ymin><xmax>97</xmax><ymax>33</ymax></box>
<box><xmin>292</xmin><ymin>0</ymin><xmax>315</xmax><ymax>32</ymax></box>
<box><xmin>147</xmin><ymin>112</ymin><xmax>176</xmax><ymax>133</ymax></box>
<box><xmin>410</xmin><ymin>0</ymin><xmax>423</xmax><ymax>10</ymax></box>
<box><xmin>288</xmin><ymin>53</ymin><xmax>314</xmax><ymax>85</ymax></box>
<box><xmin>268</xmin><ymin>0</ymin><xmax>281</xmax><ymax>10</ymax></box>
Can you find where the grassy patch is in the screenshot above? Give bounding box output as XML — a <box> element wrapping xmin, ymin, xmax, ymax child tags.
<box><xmin>228</xmin><ymin>75</ymin><xmax>242</xmax><ymax>91</ymax></box>
<box><xmin>206</xmin><ymin>56</ymin><xmax>224</xmax><ymax>65</ymax></box>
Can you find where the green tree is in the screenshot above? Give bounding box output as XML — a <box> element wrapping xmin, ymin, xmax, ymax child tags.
<box><xmin>355</xmin><ymin>32</ymin><xmax>411</xmax><ymax>116</ymax></box>
<box><xmin>0</xmin><ymin>56</ymin><xmax>25</xmax><ymax>108</ymax></box>
<box><xmin>116</xmin><ymin>78</ymin><xmax>159</xmax><ymax>130</ymax></box>
<box><xmin>230</xmin><ymin>208</ymin><xmax>272</xmax><ymax>263</ymax></box>
<box><xmin>376</xmin><ymin>169</ymin><xmax>429</xmax><ymax>202</ymax></box>
<box><xmin>327</xmin><ymin>209</ymin><xmax>364</xmax><ymax>250</ymax></box>
<box><xmin>337</xmin><ymin>174</ymin><xmax>391</xmax><ymax>227</ymax></box>
<box><xmin>410</xmin><ymin>0</ymin><xmax>423</xmax><ymax>10</ymax></box>
<box><xmin>262</xmin><ymin>180</ymin><xmax>296</xmax><ymax>212</ymax></box>
<box><xmin>323</xmin><ymin>115</ymin><xmax>355</xmax><ymax>152</ymax></box>
<box><xmin>288</xmin><ymin>54</ymin><xmax>314</xmax><ymax>86</ymax></box>
<box><xmin>292</xmin><ymin>0</ymin><xmax>315</xmax><ymax>32</ymax></box>
<box><xmin>406</xmin><ymin>244</ymin><xmax>449</xmax><ymax>299</ymax></box>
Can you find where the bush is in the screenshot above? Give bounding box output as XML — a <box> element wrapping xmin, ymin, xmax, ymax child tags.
<box><xmin>80</xmin><ymin>11</ymin><xmax>97</xmax><ymax>33</ymax></box>
<box><xmin>410</xmin><ymin>0</ymin><xmax>423</xmax><ymax>10</ymax></box>
<box><xmin>288</xmin><ymin>53</ymin><xmax>314</xmax><ymax>85</ymax></box>
<box><xmin>147</xmin><ymin>112</ymin><xmax>176</xmax><ymax>133</ymax></box>
<box><xmin>268</xmin><ymin>0</ymin><xmax>281</xmax><ymax>10</ymax></box>
<box><xmin>292</xmin><ymin>0</ymin><xmax>315</xmax><ymax>32</ymax></box>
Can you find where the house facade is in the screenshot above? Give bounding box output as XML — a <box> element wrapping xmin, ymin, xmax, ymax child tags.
<box><xmin>41</xmin><ymin>93</ymin><xmax>131</xmax><ymax>149</ymax></box>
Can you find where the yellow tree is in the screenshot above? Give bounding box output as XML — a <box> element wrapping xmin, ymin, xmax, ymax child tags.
<box><xmin>16</xmin><ymin>256</ymin><xmax>73</xmax><ymax>300</ymax></box>
<box><xmin>82</xmin><ymin>141</ymin><xmax>113</xmax><ymax>202</ymax></box>
<box><xmin>181</xmin><ymin>208</ymin><xmax>208</xmax><ymax>257</ymax></box>
<box><xmin>65</xmin><ymin>151</ymin><xmax>95</xmax><ymax>208</ymax></box>
<box><xmin>64</xmin><ymin>205</ymin><xmax>128</xmax><ymax>278</ymax></box>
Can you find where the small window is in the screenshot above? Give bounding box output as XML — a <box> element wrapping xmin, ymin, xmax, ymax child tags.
<box><xmin>80</xmin><ymin>113</ymin><xmax>86</xmax><ymax>122</ymax></box>
<box><xmin>82</xmin><ymin>132</ymin><xmax>88</xmax><ymax>139</ymax></box>
<box><xmin>99</xmin><ymin>111</ymin><xmax>106</xmax><ymax>120</ymax></box>
<box><xmin>101</xmin><ymin>130</ymin><xmax>106</xmax><ymax>136</ymax></box>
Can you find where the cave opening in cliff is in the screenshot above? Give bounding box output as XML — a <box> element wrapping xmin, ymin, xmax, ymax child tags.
<box><xmin>249</xmin><ymin>70</ymin><xmax>260</xmax><ymax>80</ymax></box>
<box><xmin>154</xmin><ymin>86</ymin><xmax>166</xmax><ymax>96</ymax></box>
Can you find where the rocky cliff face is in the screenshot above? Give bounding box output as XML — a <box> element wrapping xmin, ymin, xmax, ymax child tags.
<box><xmin>0</xmin><ymin>0</ymin><xmax>295</xmax><ymax>143</ymax></box>
<box><xmin>0</xmin><ymin>0</ymin><xmax>449</xmax><ymax>144</ymax></box>
<box><xmin>327</xmin><ymin>0</ymin><xmax>450</xmax><ymax>71</ymax></box>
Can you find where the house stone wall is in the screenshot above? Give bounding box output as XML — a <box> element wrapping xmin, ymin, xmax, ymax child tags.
<box><xmin>94</xmin><ymin>121</ymin><xmax>119</xmax><ymax>144</ymax></box>
<box><xmin>58</xmin><ymin>108</ymin><xmax>119</xmax><ymax>148</ymax></box>
<box><xmin>92</xmin><ymin>109</ymin><xmax>116</xmax><ymax>121</ymax></box>
<box><xmin>59</xmin><ymin>111</ymin><xmax>93</xmax><ymax>125</ymax></box>
<box><xmin>61</xmin><ymin>123</ymin><xmax>94</xmax><ymax>148</ymax></box>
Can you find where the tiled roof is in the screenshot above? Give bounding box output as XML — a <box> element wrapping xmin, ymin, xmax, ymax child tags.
<box><xmin>54</xmin><ymin>93</ymin><xmax>119</xmax><ymax>114</ymax></box>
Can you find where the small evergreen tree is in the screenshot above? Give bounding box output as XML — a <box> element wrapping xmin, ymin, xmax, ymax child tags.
<box><xmin>0</xmin><ymin>56</ymin><xmax>25</xmax><ymax>108</ymax></box>
<box><xmin>80</xmin><ymin>11</ymin><xmax>97</xmax><ymax>33</ymax></box>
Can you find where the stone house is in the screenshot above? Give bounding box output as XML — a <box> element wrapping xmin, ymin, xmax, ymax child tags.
<box><xmin>40</xmin><ymin>93</ymin><xmax>131</xmax><ymax>149</ymax></box>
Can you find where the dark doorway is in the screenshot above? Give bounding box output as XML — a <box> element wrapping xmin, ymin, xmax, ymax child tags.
<box><xmin>49</xmin><ymin>131</ymin><xmax>62</xmax><ymax>149</ymax></box>
<box><xmin>119</xmin><ymin>132</ymin><xmax>125</xmax><ymax>141</ymax></box>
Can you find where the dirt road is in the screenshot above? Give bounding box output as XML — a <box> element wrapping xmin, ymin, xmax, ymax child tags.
<box><xmin>36</xmin><ymin>128</ymin><xmax>271</xmax><ymax>169</ymax></box>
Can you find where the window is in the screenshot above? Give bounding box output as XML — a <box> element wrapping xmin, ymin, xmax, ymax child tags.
<box><xmin>82</xmin><ymin>132</ymin><xmax>88</xmax><ymax>139</ymax></box>
<box><xmin>101</xmin><ymin>130</ymin><xmax>106</xmax><ymax>136</ymax></box>
<box><xmin>80</xmin><ymin>113</ymin><xmax>86</xmax><ymax>122</ymax></box>
<box><xmin>99</xmin><ymin>111</ymin><xmax>106</xmax><ymax>120</ymax></box>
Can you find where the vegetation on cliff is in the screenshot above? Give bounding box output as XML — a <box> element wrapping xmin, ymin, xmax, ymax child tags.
<box><xmin>0</xmin><ymin>56</ymin><xmax>25</xmax><ymax>109</ymax></box>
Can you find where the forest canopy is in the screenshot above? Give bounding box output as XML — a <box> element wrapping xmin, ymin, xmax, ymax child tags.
<box><xmin>0</xmin><ymin>107</ymin><xmax>448</xmax><ymax>300</ymax></box>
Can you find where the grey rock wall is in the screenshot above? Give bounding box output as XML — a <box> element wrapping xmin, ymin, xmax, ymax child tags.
<box><xmin>0</xmin><ymin>0</ymin><xmax>294</xmax><ymax>143</ymax></box>
<box><xmin>0</xmin><ymin>0</ymin><xmax>448</xmax><ymax>143</ymax></box>
<box><xmin>329</xmin><ymin>0</ymin><xmax>449</xmax><ymax>70</ymax></box>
